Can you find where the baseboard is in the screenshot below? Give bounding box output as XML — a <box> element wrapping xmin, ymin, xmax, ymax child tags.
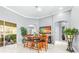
<box><xmin>73</xmin><ymin>46</ymin><xmax>79</xmax><ymax>53</ymax></box>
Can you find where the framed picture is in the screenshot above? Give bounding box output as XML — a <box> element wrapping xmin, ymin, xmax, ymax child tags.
<box><xmin>39</xmin><ymin>26</ymin><xmax>51</xmax><ymax>34</ymax></box>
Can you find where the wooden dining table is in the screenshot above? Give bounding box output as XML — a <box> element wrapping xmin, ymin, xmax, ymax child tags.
<box><xmin>24</xmin><ymin>35</ymin><xmax>48</xmax><ymax>53</ymax></box>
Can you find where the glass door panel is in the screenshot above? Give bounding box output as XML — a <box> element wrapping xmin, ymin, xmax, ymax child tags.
<box><xmin>0</xmin><ymin>20</ymin><xmax>4</xmax><ymax>47</ymax></box>
<box><xmin>5</xmin><ymin>21</ymin><xmax>17</xmax><ymax>45</ymax></box>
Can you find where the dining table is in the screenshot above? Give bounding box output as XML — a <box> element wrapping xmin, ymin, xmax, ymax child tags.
<box><xmin>24</xmin><ymin>35</ymin><xmax>47</xmax><ymax>53</ymax></box>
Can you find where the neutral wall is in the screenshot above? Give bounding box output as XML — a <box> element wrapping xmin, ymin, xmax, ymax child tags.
<box><xmin>71</xmin><ymin>7</ymin><xmax>79</xmax><ymax>29</ymax></box>
<box><xmin>39</xmin><ymin>16</ymin><xmax>52</xmax><ymax>27</ymax></box>
<box><xmin>0</xmin><ymin>6</ymin><xmax>39</xmax><ymax>44</ymax></box>
<box><xmin>70</xmin><ymin>7</ymin><xmax>79</xmax><ymax>51</ymax></box>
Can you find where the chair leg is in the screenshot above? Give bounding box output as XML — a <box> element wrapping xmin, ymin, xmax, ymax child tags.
<box><xmin>38</xmin><ymin>49</ymin><xmax>40</xmax><ymax>53</ymax></box>
<box><xmin>45</xmin><ymin>44</ymin><xmax>48</xmax><ymax>51</ymax></box>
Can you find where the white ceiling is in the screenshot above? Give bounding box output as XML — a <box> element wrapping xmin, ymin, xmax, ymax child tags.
<box><xmin>4</xmin><ymin>6</ymin><xmax>72</xmax><ymax>19</ymax></box>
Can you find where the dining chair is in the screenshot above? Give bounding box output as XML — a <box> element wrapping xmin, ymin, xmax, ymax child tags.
<box><xmin>37</xmin><ymin>34</ymin><xmax>48</xmax><ymax>52</ymax></box>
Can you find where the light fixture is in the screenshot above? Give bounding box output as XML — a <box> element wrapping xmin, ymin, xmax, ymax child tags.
<box><xmin>58</xmin><ymin>6</ymin><xmax>64</xmax><ymax>13</ymax></box>
<box><xmin>35</xmin><ymin>6</ymin><xmax>42</xmax><ymax>11</ymax></box>
<box><xmin>58</xmin><ymin>13</ymin><xmax>63</xmax><ymax>16</ymax></box>
<box><xmin>59</xmin><ymin>7</ymin><xmax>63</xmax><ymax>10</ymax></box>
<box><xmin>28</xmin><ymin>25</ymin><xmax>34</xmax><ymax>27</ymax></box>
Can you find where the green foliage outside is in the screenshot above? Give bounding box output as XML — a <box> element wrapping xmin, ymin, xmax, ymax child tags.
<box><xmin>5</xmin><ymin>34</ymin><xmax>16</xmax><ymax>43</ymax></box>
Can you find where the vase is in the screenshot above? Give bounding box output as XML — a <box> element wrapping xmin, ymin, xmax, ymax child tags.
<box><xmin>66</xmin><ymin>35</ymin><xmax>74</xmax><ymax>52</ymax></box>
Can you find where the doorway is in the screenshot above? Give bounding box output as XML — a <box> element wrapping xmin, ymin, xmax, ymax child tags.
<box><xmin>58</xmin><ymin>21</ymin><xmax>68</xmax><ymax>41</ymax></box>
<box><xmin>28</xmin><ymin>24</ymin><xmax>37</xmax><ymax>35</ymax></box>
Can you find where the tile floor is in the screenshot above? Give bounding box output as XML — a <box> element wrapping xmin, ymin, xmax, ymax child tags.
<box><xmin>0</xmin><ymin>41</ymin><xmax>70</xmax><ymax>53</ymax></box>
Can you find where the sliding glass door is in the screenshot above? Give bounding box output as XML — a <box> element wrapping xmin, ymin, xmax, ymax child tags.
<box><xmin>0</xmin><ymin>20</ymin><xmax>4</xmax><ymax>47</ymax></box>
<box><xmin>0</xmin><ymin>20</ymin><xmax>17</xmax><ymax>47</ymax></box>
<box><xmin>5</xmin><ymin>21</ymin><xmax>17</xmax><ymax>45</ymax></box>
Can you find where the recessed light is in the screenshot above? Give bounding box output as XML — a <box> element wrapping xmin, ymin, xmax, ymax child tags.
<box><xmin>59</xmin><ymin>7</ymin><xmax>63</xmax><ymax>10</ymax></box>
<box><xmin>35</xmin><ymin>6</ymin><xmax>42</xmax><ymax>12</ymax></box>
<box><xmin>58</xmin><ymin>13</ymin><xmax>63</xmax><ymax>16</ymax></box>
<box><xmin>37</xmin><ymin>7</ymin><xmax>42</xmax><ymax>11</ymax></box>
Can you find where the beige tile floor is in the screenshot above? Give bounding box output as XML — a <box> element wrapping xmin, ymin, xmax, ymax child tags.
<box><xmin>0</xmin><ymin>41</ymin><xmax>69</xmax><ymax>53</ymax></box>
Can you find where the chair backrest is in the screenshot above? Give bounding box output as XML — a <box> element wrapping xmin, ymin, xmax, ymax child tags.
<box><xmin>24</xmin><ymin>34</ymin><xmax>34</xmax><ymax>40</ymax></box>
<box><xmin>40</xmin><ymin>34</ymin><xmax>48</xmax><ymax>42</ymax></box>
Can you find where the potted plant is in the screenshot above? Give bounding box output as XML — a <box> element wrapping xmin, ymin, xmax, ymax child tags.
<box><xmin>64</xmin><ymin>28</ymin><xmax>78</xmax><ymax>52</ymax></box>
<box><xmin>20</xmin><ymin>27</ymin><xmax>28</xmax><ymax>37</ymax></box>
<box><xmin>20</xmin><ymin>27</ymin><xmax>28</xmax><ymax>43</ymax></box>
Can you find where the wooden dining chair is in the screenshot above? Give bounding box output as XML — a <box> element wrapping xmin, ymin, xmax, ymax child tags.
<box><xmin>23</xmin><ymin>35</ymin><xmax>28</xmax><ymax>47</ymax></box>
<box><xmin>23</xmin><ymin>34</ymin><xmax>34</xmax><ymax>48</ymax></box>
<box><xmin>41</xmin><ymin>35</ymin><xmax>48</xmax><ymax>51</ymax></box>
<box><xmin>37</xmin><ymin>34</ymin><xmax>48</xmax><ymax>52</ymax></box>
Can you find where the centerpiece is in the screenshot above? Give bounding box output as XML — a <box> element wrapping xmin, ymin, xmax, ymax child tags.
<box><xmin>64</xmin><ymin>28</ymin><xmax>78</xmax><ymax>52</ymax></box>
